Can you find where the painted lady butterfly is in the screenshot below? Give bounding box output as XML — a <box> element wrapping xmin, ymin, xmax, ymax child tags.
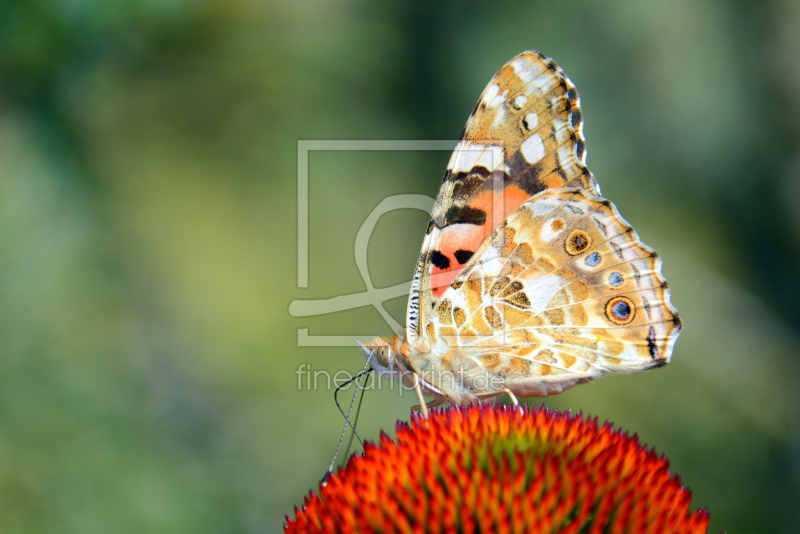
<box><xmin>358</xmin><ymin>51</ymin><xmax>681</xmax><ymax>416</ymax></box>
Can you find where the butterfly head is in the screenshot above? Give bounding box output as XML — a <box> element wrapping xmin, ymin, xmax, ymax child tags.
<box><xmin>357</xmin><ymin>336</ymin><xmax>399</xmax><ymax>375</ymax></box>
<box><xmin>357</xmin><ymin>334</ymin><xmax>428</xmax><ymax>383</ymax></box>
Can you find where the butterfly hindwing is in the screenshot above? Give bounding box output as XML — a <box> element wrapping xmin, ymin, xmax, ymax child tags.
<box><xmin>417</xmin><ymin>189</ymin><xmax>680</xmax><ymax>398</ymax></box>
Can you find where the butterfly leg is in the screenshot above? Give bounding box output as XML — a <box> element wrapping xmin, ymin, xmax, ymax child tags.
<box><xmin>503</xmin><ymin>388</ymin><xmax>520</xmax><ymax>408</ymax></box>
<box><xmin>475</xmin><ymin>388</ymin><xmax>521</xmax><ymax>411</ymax></box>
<box><xmin>411</xmin><ymin>398</ymin><xmax>444</xmax><ymax>415</ymax></box>
<box><xmin>504</xmin><ymin>389</ymin><xmax>524</xmax><ymax>413</ymax></box>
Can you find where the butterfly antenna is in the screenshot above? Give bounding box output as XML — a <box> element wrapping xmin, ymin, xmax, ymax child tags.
<box><xmin>335</xmin><ymin>364</ymin><xmax>371</xmax><ymax>442</ymax></box>
<box><xmin>323</xmin><ymin>358</ymin><xmax>372</xmax><ymax>482</ymax></box>
<box><xmin>341</xmin><ymin>370</ymin><xmax>369</xmax><ymax>461</ymax></box>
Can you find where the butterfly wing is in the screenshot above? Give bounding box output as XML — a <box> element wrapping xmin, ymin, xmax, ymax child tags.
<box><xmin>407</xmin><ymin>51</ymin><xmax>599</xmax><ymax>345</ymax></box>
<box><xmin>416</xmin><ymin>189</ymin><xmax>680</xmax><ymax>399</ymax></box>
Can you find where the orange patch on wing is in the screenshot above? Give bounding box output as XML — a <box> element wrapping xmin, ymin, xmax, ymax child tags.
<box><xmin>430</xmin><ymin>185</ymin><xmax>532</xmax><ymax>299</ymax></box>
<box><xmin>430</xmin><ymin>224</ymin><xmax>484</xmax><ymax>298</ymax></box>
<box><xmin>469</xmin><ymin>187</ymin><xmax>530</xmax><ymax>229</ymax></box>
<box><xmin>543</xmin><ymin>174</ymin><xmax>566</xmax><ymax>189</ymax></box>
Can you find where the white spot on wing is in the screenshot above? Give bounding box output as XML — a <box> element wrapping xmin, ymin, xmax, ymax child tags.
<box><xmin>556</xmin><ymin>144</ymin><xmax>574</xmax><ymax>167</ymax></box>
<box><xmin>491</xmin><ymin>106</ymin><xmax>507</xmax><ymax>128</ymax></box>
<box><xmin>525</xmin><ymin>273</ymin><xmax>565</xmax><ymax>313</ymax></box>
<box><xmin>472</xmin><ymin>246</ymin><xmax>504</xmax><ymax>277</ymax></box>
<box><xmin>520</xmin><ymin>134</ymin><xmax>545</xmax><ymax>164</ymax></box>
<box><xmin>531</xmin><ymin>72</ymin><xmax>557</xmax><ymax>94</ymax></box>
<box><xmin>514</xmin><ymin>94</ymin><xmax>528</xmax><ymax>108</ymax></box>
<box><xmin>483</xmin><ymin>83</ymin><xmax>508</xmax><ymax>108</ymax></box>
<box><xmin>447</xmin><ymin>142</ymin><xmax>504</xmax><ymax>172</ymax></box>
<box><xmin>449</xmin><ymin>290</ymin><xmax>469</xmax><ymax>314</ymax></box>
<box><xmin>483</xmin><ymin>83</ymin><xmax>500</xmax><ymax>103</ymax></box>
<box><xmin>510</xmin><ymin>57</ymin><xmax>546</xmax><ymax>84</ymax></box>
<box><xmin>539</xmin><ymin>218</ymin><xmax>565</xmax><ymax>242</ymax></box>
<box><xmin>552</xmin><ymin>118</ymin><xmax>569</xmax><ymax>143</ymax></box>
<box><xmin>530</xmin><ymin>195</ymin><xmax>562</xmax><ymax>216</ymax></box>
<box><xmin>443</xmin><ymin>223</ymin><xmax>476</xmax><ymax>242</ymax></box>
<box><xmin>522</xmin><ymin>113</ymin><xmax>538</xmax><ymax>130</ymax></box>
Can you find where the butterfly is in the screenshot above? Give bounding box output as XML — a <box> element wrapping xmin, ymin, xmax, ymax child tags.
<box><xmin>358</xmin><ymin>51</ymin><xmax>681</xmax><ymax>416</ymax></box>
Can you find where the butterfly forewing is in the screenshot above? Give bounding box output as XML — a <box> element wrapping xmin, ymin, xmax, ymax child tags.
<box><xmin>407</xmin><ymin>51</ymin><xmax>599</xmax><ymax>344</ymax></box>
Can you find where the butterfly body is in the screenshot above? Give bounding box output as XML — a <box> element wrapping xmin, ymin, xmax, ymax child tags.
<box><xmin>361</xmin><ymin>51</ymin><xmax>680</xmax><ymax>406</ymax></box>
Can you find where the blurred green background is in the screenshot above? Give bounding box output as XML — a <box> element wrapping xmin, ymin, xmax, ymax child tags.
<box><xmin>2</xmin><ymin>0</ymin><xmax>799</xmax><ymax>532</ymax></box>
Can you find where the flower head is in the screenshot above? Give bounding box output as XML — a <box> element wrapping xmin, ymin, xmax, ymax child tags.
<box><xmin>286</xmin><ymin>405</ymin><xmax>713</xmax><ymax>533</ymax></box>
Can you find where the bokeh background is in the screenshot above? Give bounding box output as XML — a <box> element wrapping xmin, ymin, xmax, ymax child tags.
<box><xmin>2</xmin><ymin>0</ymin><xmax>799</xmax><ymax>532</ymax></box>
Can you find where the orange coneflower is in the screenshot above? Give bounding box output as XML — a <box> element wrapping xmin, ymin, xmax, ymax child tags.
<box><xmin>286</xmin><ymin>405</ymin><xmax>714</xmax><ymax>534</ymax></box>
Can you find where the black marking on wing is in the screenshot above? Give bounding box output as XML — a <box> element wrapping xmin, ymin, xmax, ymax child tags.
<box><xmin>570</xmin><ymin>105</ymin><xmax>583</xmax><ymax>128</ymax></box>
<box><xmin>566</xmin><ymin>87</ymin><xmax>578</xmax><ymax>102</ymax></box>
<box><xmin>430</xmin><ymin>250</ymin><xmax>450</xmax><ymax>269</ymax></box>
<box><xmin>592</xmin><ymin>215</ymin><xmax>608</xmax><ymax>237</ymax></box>
<box><xmin>576</xmin><ymin>140</ymin><xmax>586</xmax><ymax>162</ymax></box>
<box><xmin>447</xmin><ymin>166</ymin><xmax>491</xmax><ymax>204</ymax></box>
<box><xmin>642</xmin><ymin>296</ymin><xmax>653</xmax><ymax>319</ymax></box>
<box><xmin>454</xmin><ymin>249</ymin><xmax>474</xmax><ymax>265</ymax></box>
<box><xmin>445</xmin><ymin>206</ymin><xmax>487</xmax><ymax>226</ymax></box>
<box><xmin>505</xmin><ymin>150</ymin><xmax>545</xmax><ymax>196</ymax></box>
<box><xmin>448</xmin><ymin>165</ymin><xmax>491</xmax><ymax>183</ymax></box>
<box><xmin>631</xmin><ymin>263</ymin><xmax>642</xmax><ymax>284</ymax></box>
<box><xmin>647</xmin><ymin>326</ymin><xmax>658</xmax><ymax>358</ymax></box>
<box><xmin>611</xmin><ymin>241</ymin><xmax>624</xmax><ymax>260</ymax></box>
